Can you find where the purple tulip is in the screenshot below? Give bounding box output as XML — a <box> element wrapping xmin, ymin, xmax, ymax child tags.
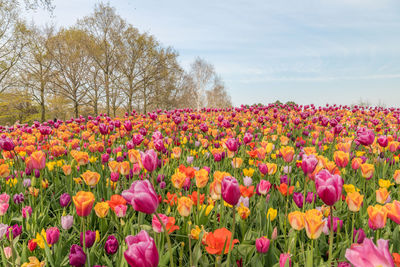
<box><xmin>59</xmin><ymin>193</ymin><xmax>71</xmax><ymax>207</ymax></box>
<box><xmin>80</xmin><ymin>230</ymin><xmax>96</xmax><ymax>248</ymax></box>
<box><xmin>306</xmin><ymin>192</ymin><xmax>316</xmax><ymax>203</ymax></box>
<box><xmin>353</xmin><ymin>228</ymin><xmax>366</xmax><ymax>244</ymax></box>
<box><xmin>327</xmin><ymin>216</ymin><xmax>343</xmax><ymax>232</ymax></box>
<box><xmin>6</xmin><ymin>224</ymin><xmax>22</xmax><ymax>239</ymax></box>
<box><xmin>69</xmin><ymin>244</ymin><xmax>86</xmax><ymax>267</ymax></box>
<box><xmin>221</xmin><ymin>176</ymin><xmax>241</xmax><ymax>206</ymax></box>
<box><xmin>105</xmin><ymin>235</ymin><xmax>119</xmax><ymax>255</ymax></box>
<box><xmin>124</xmin><ymin>230</ymin><xmax>159</xmax><ymax>267</ymax></box>
<box><xmin>293</xmin><ymin>192</ymin><xmax>304</xmax><ymax>208</ymax></box>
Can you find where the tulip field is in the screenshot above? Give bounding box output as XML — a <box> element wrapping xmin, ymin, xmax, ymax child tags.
<box><xmin>1</xmin><ymin>104</ymin><xmax>400</xmax><ymax>267</ymax></box>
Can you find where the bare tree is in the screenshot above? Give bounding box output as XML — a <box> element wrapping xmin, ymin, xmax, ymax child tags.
<box><xmin>189</xmin><ymin>57</ymin><xmax>215</xmax><ymax>109</ymax></box>
<box><xmin>0</xmin><ymin>0</ymin><xmax>28</xmax><ymax>93</ymax></box>
<box><xmin>47</xmin><ymin>28</ymin><xmax>92</xmax><ymax>117</ymax></box>
<box><xmin>78</xmin><ymin>2</ymin><xmax>126</xmax><ymax>116</ymax></box>
<box><xmin>206</xmin><ymin>75</ymin><xmax>232</xmax><ymax>108</ymax></box>
<box><xmin>19</xmin><ymin>24</ymin><xmax>54</xmax><ymax>121</ymax></box>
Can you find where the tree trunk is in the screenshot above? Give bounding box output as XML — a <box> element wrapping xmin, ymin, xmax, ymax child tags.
<box><xmin>40</xmin><ymin>81</ymin><xmax>45</xmax><ymax>122</ymax></box>
<box><xmin>74</xmin><ymin>101</ymin><xmax>79</xmax><ymax>118</ymax></box>
<box><xmin>105</xmin><ymin>72</ymin><xmax>110</xmax><ymax>115</ymax></box>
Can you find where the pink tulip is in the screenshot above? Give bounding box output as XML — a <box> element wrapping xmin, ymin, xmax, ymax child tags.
<box><xmin>140</xmin><ymin>150</ymin><xmax>158</xmax><ymax>173</ymax></box>
<box><xmin>124</xmin><ymin>230</ymin><xmax>159</xmax><ymax>267</ymax></box>
<box><xmin>355</xmin><ymin>127</ymin><xmax>375</xmax><ymax>146</ymax></box>
<box><xmin>279</xmin><ymin>253</ymin><xmax>292</xmax><ymax>267</ymax></box>
<box><xmin>152</xmin><ymin>213</ymin><xmax>168</xmax><ymax>233</ymax></box>
<box><xmin>256</xmin><ymin>180</ymin><xmax>271</xmax><ymax>195</ymax></box>
<box><xmin>114</xmin><ymin>205</ymin><xmax>127</xmax><ymax>218</ymax></box>
<box><xmin>255</xmin><ymin>237</ymin><xmax>270</xmax><ymax>254</ymax></box>
<box><xmin>301</xmin><ymin>154</ymin><xmax>318</xmax><ymax>175</ymax></box>
<box><xmin>345</xmin><ymin>238</ymin><xmax>394</xmax><ymax>267</ymax></box>
<box><xmin>46</xmin><ymin>227</ymin><xmax>60</xmax><ymax>245</ymax></box>
<box><xmin>221</xmin><ymin>176</ymin><xmax>240</xmax><ymax>206</ymax></box>
<box><xmin>0</xmin><ymin>203</ymin><xmax>9</xmax><ymax>216</ymax></box>
<box><xmin>122</xmin><ymin>180</ymin><xmax>159</xmax><ymax>214</ymax></box>
<box><xmin>22</xmin><ymin>206</ymin><xmax>32</xmax><ymax>218</ymax></box>
<box><xmin>315</xmin><ymin>169</ymin><xmax>343</xmax><ymax>206</ymax></box>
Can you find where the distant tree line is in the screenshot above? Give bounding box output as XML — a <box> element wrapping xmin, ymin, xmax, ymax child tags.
<box><xmin>0</xmin><ymin>1</ymin><xmax>232</xmax><ymax>123</ymax></box>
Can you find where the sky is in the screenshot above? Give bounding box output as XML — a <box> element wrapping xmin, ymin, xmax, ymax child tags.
<box><xmin>25</xmin><ymin>0</ymin><xmax>400</xmax><ymax>107</ymax></box>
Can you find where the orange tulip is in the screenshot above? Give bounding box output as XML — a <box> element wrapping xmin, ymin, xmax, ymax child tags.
<box><xmin>351</xmin><ymin>158</ymin><xmax>363</xmax><ymax>170</ymax></box>
<box><xmin>171</xmin><ymin>170</ymin><xmax>186</xmax><ymax>189</ymax></box>
<box><xmin>195</xmin><ymin>169</ymin><xmax>209</xmax><ymax>188</ymax></box>
<box><xmin>304</xmin><ymin>209</ymin><xmax>324</xmax><ymax>239</ymax></box>
<box><xmin>277</xmin><ymin>183</ymin><xmax>294</xmax><ymax>196</ymax></box>
<box><xmin>107</xmin><ymin>194</ymin><xmax>127</xmax><ymax>212</ymax></box>
<box><xmin>393</xmin><ymin>170</ymin><xmax>400</xmax><ymax>184</ymax></box>
<box><xmin>280</xmin><ymin>146</ymin><xmax>295</xmax><ymax>163</ymax></box>
<box><xmin>209</xmin><ymin>180</ymin><xmax>221</xmax><ymax>200</ymax></box>
<box><xmin>333</xmin><ymin>151</ymin><xmax>349</xmax><ymax>168</ymax></box>
<box><xmin>94</xmin><ymin>202</ymin><xmax>109</xmax><ymax>218</ymax></box>
<box><xmin>128</xmin><ymin>149</ymin><xmax>141</xmax><ymax>164</ymax></box>
<box><xmin>231</xmin><ymin>157</ymin><xmax>243</xmax><ymax>168</ymax></box>
<box><xmin>177</xmin><ymin>196</ymin><xmax>193</xmax><ymax>217</ymax></box>
<box><xmin>239</xmin><ymin>185</ymin><xmax>255</xmax><ymax>198</ymax></box>
<box><xmin>118</xmin><ymin>161</ymin><xmax>130</xmax><ymax>176</ymax></box>
<box><xmin>360</xmin><ymin>163</ymin><xmax>374</xmax><ymax>179</ymax></box>
<box><xmin>266</xmin><ymin>163</ymin><xmax>277</xmax><ymax>175</ymax></box>
<box><xmin>108</xmin><ymin>161</ymin><xmax>120</xmax><ymax>173</ymax></box>
<box><xmin>204</xmin><ymin>228</ymin><xmax>239</xmax><ymax>255</ymax></box>
<box><xmin>29</xmin><ymin>151</ymin><xmax>46</xmax><ymax>170</ymax></box>
<box><xmin>81</xmin><ymin>170</ymin><xmax>100</xmax><ymax>186</ymax></box>
<box><xmin>62</xmin><ymin>165</ymin><xmax>71</xmax><ymax>176</ymax></box>
<box><xmin>385</xmin><ymin>200</ymin><xmax>400</xmax><ymax>224</ymax></box>
<box><xmin>0</xmin><ymin>164</ymin><xmax>10</xmax><ymax>178</ymax></box>
<box><xmin>73</xmin><ymin>191</ymin><xmax>95</xmax><ymax>217</ymax></box>
<box><xmin>367</xmin><ymin>204</ymin><xmax>387</xmax><ymax>229</ymax></box>
<box><xmin>376</xmin><ymin>188</ymin><xmax>390</xmax><ymax>204</ymax></box>
<box><xmin>288</xmin><ymin>211</ymin><xmax>305</xmax><ymax>230</ymax></box>
<box><xmin>346</xmin><ymin>191</ymin><xmax>364</xmax><ymax>212</ymax></box>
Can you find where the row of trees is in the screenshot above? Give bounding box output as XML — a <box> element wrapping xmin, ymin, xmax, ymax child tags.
<box><xmin>0</xmin><ymin>1</ymin><xmax>232</xmax><ymax>123</ymax></box>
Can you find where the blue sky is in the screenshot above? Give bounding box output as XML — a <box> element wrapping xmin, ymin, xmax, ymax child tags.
<box><xmin>26</xmin><ymin>0</ymin><xmax>400</xmax><ymax>107</ymax></box>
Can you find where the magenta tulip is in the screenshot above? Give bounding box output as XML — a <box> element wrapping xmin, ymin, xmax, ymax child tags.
<box><xmin>69</xmin><ymin>244</ymin><xmax>86</xmax><ymax>267</ymax></box>
<box><xmin>225</xmin><ymin>138</ymin><xmax>238</xmax><ymax>152</ymax></box>
<box><xmin>315</xmin><ymin>169</ymin><xmax>343</xmax><ymax>206</ymax></box>
<box><xmin>46</xmin><ymin>227</ymin><xmax>60</xmax><ymax>245</ymax></box>
<box><xmin>301</xmin><ymin>154</ymin><xmax>318</xmax><ymax>175</ymax></box>
<box><xmin>255</xmin><ymin>237</ymin><xmax>270</xmax><ymax>254</ymax></box>
<box><xmin>140</xmin><ymin>150</ymin><xmax>158</xmax><ymax>173</ymax></box>
<box><xmin>221</xmin><ymin>176</ymin><xmax>240</xmax><ymax>206</ymax></box>
<box><xmin>122</xmin><ymin>180</ymin><xmax>159</xmax><ymax>214</ymax></box>
<box><xmin>355</xmin><ymin>127</ymin><xmax>375</xmax><ymax>146</ymax></box>
<box><xmin>124</xmin><ymin>230</ymin><xmax>159</xmax><ymax>267</ymax></box>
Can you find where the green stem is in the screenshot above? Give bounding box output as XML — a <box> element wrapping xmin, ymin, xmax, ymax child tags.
<box><xmin>155</xmin><ymin>212</ymin><xmax>174</xmax><ymax>267</ymax></box>
<box><xmin>226</xmin><ymin>206</ymin><xmax>236</xmax><ymax>266</ymax></box>
<box><xmin>328</xmin><ymin>206</ymin><xmax>334</xmax><ymax>265</ymax></box>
